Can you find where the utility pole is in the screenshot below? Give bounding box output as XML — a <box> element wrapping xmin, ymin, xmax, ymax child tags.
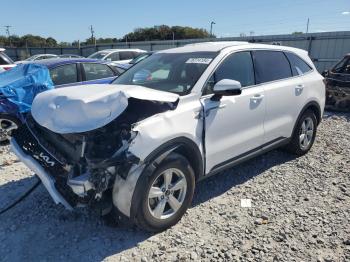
<box><xmin>90</xmin><ymin>25</ymin><xmax>95</xmax><ymax>45</ymax></box>
<box><xmin>172</xmin><ymin>31</ymin><xmax>175</xmax><ymax>46</ymax></box>
<box><xmin>4</xmin><ymin>25</ymin><xmax>12</xmax><ymax>46</ymax></box>
<box><xmin>210</xmin><ymin>21</ymin><xmax>216</xmax><ymax>38</ymax></box>
<box><xmin>306</xmin><ymin>18</ymin><xmax>310</xmax><ymax>34</ymax></box>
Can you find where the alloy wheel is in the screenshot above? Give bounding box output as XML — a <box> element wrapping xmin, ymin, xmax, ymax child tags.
<box><xmin>0</xmin><ymin>118</ymin><xmax>18</xmax><ymax>142</ymax></box>
<box><xmin>299</xmin><ymin>117</ymin><xmax>314</xmax><ymax>150</ymax></box>
<box><xmin>147</xmin><ymin>168</ymin><xmax>187</xmax><ymax>220</ymax></box>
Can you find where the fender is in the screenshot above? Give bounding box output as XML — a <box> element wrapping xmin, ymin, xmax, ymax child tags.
<box><xmin>113</xmin><ymin>136</ymin><xmax>204</xmax><ymax>218</ymax></box>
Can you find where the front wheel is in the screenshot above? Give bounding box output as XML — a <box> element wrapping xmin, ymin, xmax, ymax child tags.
<box><xmin>132</xmin><ymin>153</ymin><xmax>195</xmax><ymax>232</ymax></box>
<box><xmin>0</xmin><ymin>115</ymin><xmax>21</xmax><ymax>146</ymax></box>
<box><xmin>285</xmin><ymin>110</ymin><xmax>318</xmax><ymax>156</ymax></box>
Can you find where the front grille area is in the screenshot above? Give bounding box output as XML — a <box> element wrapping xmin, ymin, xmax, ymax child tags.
<box><xmin>12</xmin><ymin>124</ymin><xmax>79</xmax><ymax>206</ymax></box>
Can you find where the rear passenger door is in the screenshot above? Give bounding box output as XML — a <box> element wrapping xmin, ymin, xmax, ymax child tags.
<box><xmin>253</xmin><ymin>50</ymin><xmax>303</xmax><ymax>143</ymax></box>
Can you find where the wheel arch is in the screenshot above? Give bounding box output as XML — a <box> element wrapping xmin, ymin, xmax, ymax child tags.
<box><xmin>143</xmin><ymin>136</ymin><xmax>204</xmax><ymax>181</ymax></box>
<box><xmin>292</xmin><ymin>101</ymin><xmax>322</xmax><ymax>136</ymax></box>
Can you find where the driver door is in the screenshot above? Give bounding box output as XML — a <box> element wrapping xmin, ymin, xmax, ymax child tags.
<box><xmin>202</xmin><ymin>51</ymin><xmax>265</xmax><ymax>173</ymax></box>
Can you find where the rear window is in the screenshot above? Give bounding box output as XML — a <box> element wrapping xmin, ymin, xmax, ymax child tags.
<box><xmin>285</xmin><ymin>52</ymin><xmax>312</xmax><ymax>76</ymax></box>
<box><xmin>253</xmin><ymin>50</ymin><xmax>292</xmax><ymax>84</ymax></box>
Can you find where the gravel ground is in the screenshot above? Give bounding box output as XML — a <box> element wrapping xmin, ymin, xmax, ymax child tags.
<box><xmin>0</xmin><ymin>111</ymin><xmax>349</xmax><ymax>262</ymax></box>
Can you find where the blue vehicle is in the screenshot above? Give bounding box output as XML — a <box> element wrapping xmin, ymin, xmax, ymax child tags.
<box><xmin>0</xmin><ymin>58</ymin><xmax>121</xmax><ymax>144</ymax></box>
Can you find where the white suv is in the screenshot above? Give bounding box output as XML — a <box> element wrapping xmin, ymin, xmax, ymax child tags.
<box><xmin>11</xmin><ymin>42</ymin><xmax>325</xmax><ymax>231</ymax></box>
<box><xmin>88</xmin><ymin>49</ymin><xmax>146</xmax><ymax>64</ymax></box>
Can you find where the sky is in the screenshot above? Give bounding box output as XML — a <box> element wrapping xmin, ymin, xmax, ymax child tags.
<box><xmin>2</xmin><ymin>0</ymin><xmax>350</xmax><ymax>42</ymax></box>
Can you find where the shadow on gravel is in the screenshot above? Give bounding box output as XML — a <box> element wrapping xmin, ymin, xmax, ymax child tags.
<box><xmin>0</xmin><ymin>149</ymin><xmax>296</xmax><ymax>261</ymax></box>
<box><xmin>0</xmin><ymin>175</ymin><xmax>38</xmax><ymax>210</ymax></box>
<box><xmin>193</xmin><ymin>149</ymin><xmax>296</xmax><ymax>207</ymax></box>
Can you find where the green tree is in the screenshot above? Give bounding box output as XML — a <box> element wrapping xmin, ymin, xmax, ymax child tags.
<box><xmin>120</xmin><ymin>25</ymin><xmax>211</xmax><ymax>42</ymax></box>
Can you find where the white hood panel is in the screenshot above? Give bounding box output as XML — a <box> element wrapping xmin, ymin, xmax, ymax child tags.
<box><xmin>31</xmin><ymin>84</ymin><xmax>179</xmax><ymax>134</ymax></box>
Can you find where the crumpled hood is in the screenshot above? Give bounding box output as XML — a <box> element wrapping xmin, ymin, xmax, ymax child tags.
<box><xmin>31</xmin><ymin>84</ymin><xmax>179</xmax><ymax>134</ymax></box>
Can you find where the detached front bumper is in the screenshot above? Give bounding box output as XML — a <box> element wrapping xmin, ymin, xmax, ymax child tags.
<box><xmin>10</xmin><ymin>138</ymin><xmax>73</xmax><ymax>210</ymax></box>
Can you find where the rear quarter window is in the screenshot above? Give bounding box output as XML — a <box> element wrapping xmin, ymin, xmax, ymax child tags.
<box><xmin>285</xmin><ymin>52</ymin><xmax>312</xmax><ymax>76</ymax></box>
<box><xmin>253</xmin><ymin>50</ymin><xmax>292</xmax><ymax>84</ymax></box>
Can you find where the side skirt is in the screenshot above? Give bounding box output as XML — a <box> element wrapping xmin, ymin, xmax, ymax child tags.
<box><xmin>200</xmin><ymin>137</ymin><xmax>290</xmax><ymax>180</ymax></box>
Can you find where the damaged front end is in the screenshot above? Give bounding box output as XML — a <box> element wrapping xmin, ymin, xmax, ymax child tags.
<box><xmin>11</xmin><ymin>84</ymin><xmax>179</xmax><ymax>211</ymax></box>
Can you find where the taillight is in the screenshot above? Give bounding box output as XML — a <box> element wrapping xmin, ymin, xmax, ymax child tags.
<box><xmin>3</xmin><ymin>67</ymin><xmax>12</xmax><ymax>71</ymax></box>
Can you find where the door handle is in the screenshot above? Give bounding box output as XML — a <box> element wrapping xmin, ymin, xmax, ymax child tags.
<box><xmin>250</xmin><ymin>94</ymin><xmax>264</xmax><ymax>103</ymax></box>
<box><xmin>295</xmin><ymin>84</ymin><xmax>305</xmax><ymax>91</ymax></box>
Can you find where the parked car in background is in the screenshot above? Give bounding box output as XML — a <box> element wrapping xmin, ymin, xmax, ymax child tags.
<box><xmin>114</xmin><ymin>52</ymin><xmax>154</xmax><ymax>70</ymax></box>
<box><xmin>58</xmin><ymin>54</ymin><xmax>84</xmax><ymax>59</ymax></box>
<box><xmin>0</xmin><ymin>48</ymin><xmax>16</xmax><ymax>71</ymax></box>
<box><xmin>323</xmin><ymin>54</ymin><xmax>350</xmax><ymax>111</ymax></box>
<box><xmin>88</xmin><ymin>49</ymin><xmax>146</xmax><ymax>64</ymax></box>
<box><xmin>16</xmin><ymin>54</ymin><xmax>59</xmax><ymax>64</ymax></box>
<box><xmin>11</xmin><ymin>42</ymin><xmax>325</xmax><ymax>231</ymax></box>
<box><xmin>0</xmin><ymin>58</ymin><xmax>121</xmax><ymax>144</ymax></box>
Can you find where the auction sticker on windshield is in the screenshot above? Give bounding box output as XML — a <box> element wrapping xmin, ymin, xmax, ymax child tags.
<box><xmin>185</xmin><ymin>58</ymin><xmax>212</xmax><ymax>64</ymax></box>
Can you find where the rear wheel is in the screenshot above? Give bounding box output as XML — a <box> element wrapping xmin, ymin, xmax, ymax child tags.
<box><xmin>132</xmin><ymin>153</ymin><xmax>195</xmax><ymax>232</ymax></box>
<box><xmin>0</xmin><ymin>115</ymin><xmax>21</xmax><ymax>145</ymax></box>
<box><xmin>285</xmin><ymin>110</ymin><xmax>317</xmax><ymax>156</ymax></box>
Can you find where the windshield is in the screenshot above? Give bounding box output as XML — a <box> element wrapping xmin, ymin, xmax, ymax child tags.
<box><xmin>112</xmin><ymin>52</ymin><xmax>217</xmax><ymax>95</ymax></box>
<box><xmin>88</xmin><ymin>52</ymin><xmax>108</xmax><ymax>60</ymax></box>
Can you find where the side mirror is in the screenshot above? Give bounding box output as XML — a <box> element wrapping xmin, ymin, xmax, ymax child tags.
<box><xmin>321</xmin><ymin>70</ymin><xmax>328</xmax><ymax>77</ymax></box>
<box><xmin>211</xmin><ymin>79</ymin><xmax>242</xmax><ymax>101</ymax></box>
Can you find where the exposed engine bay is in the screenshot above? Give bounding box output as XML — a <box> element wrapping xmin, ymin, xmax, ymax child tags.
<box><xmin>11</xmin><ymin>92</ymin><xmax>179</xmax><ymax>210</ymax></box>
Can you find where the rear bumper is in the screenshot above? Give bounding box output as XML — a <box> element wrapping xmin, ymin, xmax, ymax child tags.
<box><xmin>10</xmin><ymin>138</ymin><xmax>73</xmax><ymax>210</ymax></box>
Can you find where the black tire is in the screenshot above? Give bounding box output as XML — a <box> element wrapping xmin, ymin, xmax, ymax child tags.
<box><xmin>132</xmin><ymin>153</ymin><xmax>195</xmax><ymax>232</ymax></box>
<box><xmin>0</xmin><ymin>114</ymin><xmax>21</xmax><ymax>146</ymax></box>
<box><xmin>285</xmin><ymin>110</ymin><xmax>317</xmax><ymax>156</ymax></box>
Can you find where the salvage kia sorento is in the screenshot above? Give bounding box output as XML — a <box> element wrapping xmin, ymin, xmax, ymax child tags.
<box><xmin>11</xmin><ymin>42</ymin><xmax>325</xmax><ymax>231</ymax></box>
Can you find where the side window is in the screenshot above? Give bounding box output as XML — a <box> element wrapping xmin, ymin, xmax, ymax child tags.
<box><xmin>49</xmin><ymin>64</ymin><xmax>78</xmax><ymax>86</ymax></box>
<box><xmin>119</xmin><ymin>51</ymin><xmax>134</xmax><ymax>60</ymax></box>
<box><xmin>82</xmin><ymin>63</ymin><xmax>115</xmax><ymax>81</ymax></box>
<box><xmin>253</xmin><ymin>51</ymin><xmax>292</xmax><ymax>84</ymax></box>
<box><xmin>205</xmin><ymin>51</ymin><xmax>255</xmax><ymax>94</ymax></box>
<box><xmin>108</xmin><ymin>52</ymin><xmax>120</xmax><ymax>61</ymax></box>
<box><xmin>285</xmin><ymin>52</ymin><xmax>312</xmax><ymax>76</ymax></box>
